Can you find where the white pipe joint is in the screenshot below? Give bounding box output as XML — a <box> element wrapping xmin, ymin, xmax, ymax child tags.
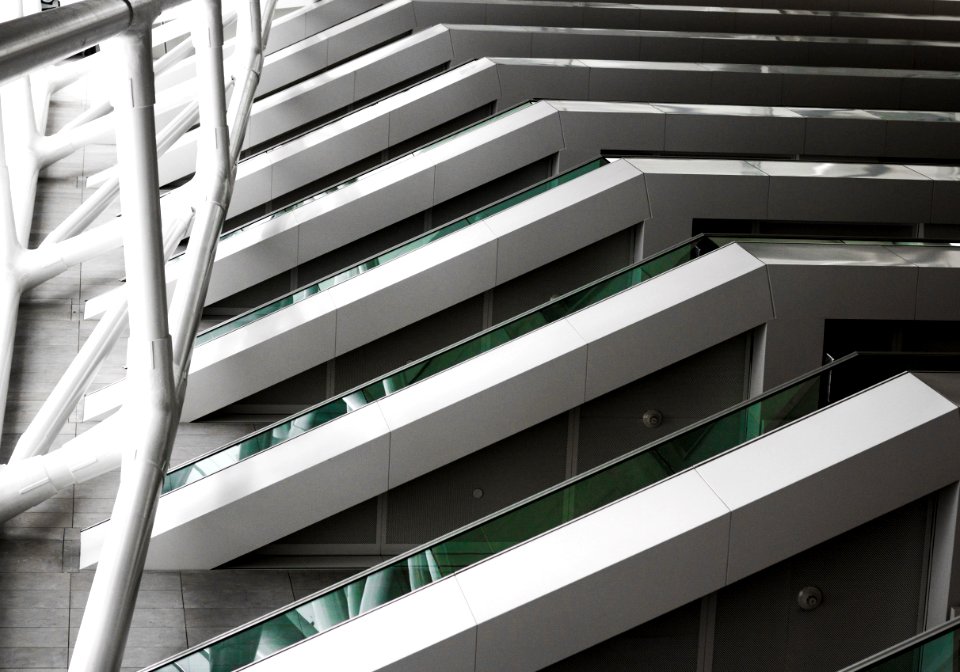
<box><xmin>0</xmin><ymin>420</ymin><xmax>119</xmax><ymax>521</ymax></box>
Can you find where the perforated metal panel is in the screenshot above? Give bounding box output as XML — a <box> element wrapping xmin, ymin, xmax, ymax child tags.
<box><xmin>430</xmin><ymin>157</ymin><xmax>554</xmax><ymax>227</ymax></box>
<box><xmin>270</xmin><ymin>496</ymin><xmax>379</xmax><ymax>546</ymax></box>
<box><xmin>296</xmin><ymin>215</ymin><xmax>425</xmax><ymax>285</ymax></box>
<box><xmin>332</xmin><ymin>295</ymin><xmax>484</xmax><ymax>395</ymax></box>
<box><xmin>235</xmin><ymin>362</ymin><xmax>328</xmax><ymax>408</ymax></box>
<box><xmin>541</xmin><ymin>599</ymin><xmax>702</xmax><ymax>671</ymax></box>
<box><xmin>712</xmin><ymin>496</ymin><xmax>930</xmax><ymax>672</ymax></box>
<box><xmin>385</xmin><ymin>413</ymin><xmax>568</xmax><ymax>545</ymax></box>
<box><xmin>577</xmin><ymin>332</ymin><xmax>751</xmax><ymax>472</ymax></box>
<box><xmin>492</xmin><ymin>228</ymin><xmax>635</xmax><ymax>324</ymax></box>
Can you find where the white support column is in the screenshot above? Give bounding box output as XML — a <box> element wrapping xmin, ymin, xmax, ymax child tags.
<box><xmin>0</xmin><ymin>96</ymin><xmax>21</xmax><ymax>441</ymax></box>
<box><xmin>68</xmin><ymin>19</ymin><xmax>179</xmax><ymax>672</ymax></box>
<box><xmin>168</xmin><ymin>0</ymin><xmax>231</xmax><ymax>386</ymax></box>
<box><xmin>0</xmin><ymin>84</ymin><xmax>38</xmax><ymax>249</ymax></box>
<box><xmin>927</xmin><ymin>483</ymin><xmax>960</xmax><ymax>626</ymax></box>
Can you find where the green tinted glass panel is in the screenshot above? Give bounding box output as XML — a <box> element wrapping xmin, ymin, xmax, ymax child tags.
<box><xmin>151</xmin><ymin>364</ymin><xmax>834</xmax><ymax>672</ymax></box>
<box><xmin>169</xmin><ymin>235</ymin><xmax>944</xmax><ymax>493</ymax></box>
<box><xmin>162</xmin><ymin>240</ymin><xmax>701</xmax><ymax>494</ymax></box>
<box><xmin>195</xmin><ymin>158</ymin><xmax>608</xmax><ymax>347</ymax></box>
<box><xmin>858</xmin><ymin>628</ymin><xmax>959</xmax><ymax>671</ymax></box>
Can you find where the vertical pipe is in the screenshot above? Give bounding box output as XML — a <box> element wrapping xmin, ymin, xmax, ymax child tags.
<box><xmin>168</xmin><ymin>0</ymin><xmax>236</xmax><ymax>390</ymax></box>
<box><xmin>0</xmin><ymin>98</ymin><xmax>21</xmax><ymax>441</ymax></box>
<box><xmin>68</xmin><ymin>21</ymin><xmax>178</xmax><ymax>672</ymax></box>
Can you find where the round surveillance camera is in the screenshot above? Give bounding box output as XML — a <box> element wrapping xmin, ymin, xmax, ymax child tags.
<box><xmin>642</xmin><ymin>409</ymin><xmax>663</xmax><ymax>428</ymax></box>
<box><xmin>797</xmin><ymin>586</ymin><xmax>823</xmax><ymax>611</ymax></box>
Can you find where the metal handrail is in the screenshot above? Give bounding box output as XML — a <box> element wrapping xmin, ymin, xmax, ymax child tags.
<box><xmin>0</xmin><ymin>0</ymin><xmax>192</xmax><ymax>85</ymax></box>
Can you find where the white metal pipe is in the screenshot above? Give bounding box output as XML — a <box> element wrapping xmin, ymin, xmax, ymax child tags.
<box><xmin>2</xmin><ymin>74</ymin><xmax>40</xmax><ymax>247</ymax></box>
<box><xmin>40</xmin><ymin>179</ymin><xmax>122</xmax><ymax>248</ymax></box>
<box><xmin>69</xmin><ymin>22</ymin><xmax>178</xmax><ymax>672</ymax></box>
<box><xmin>49</xmin><ymin>51</ymin><xmax>103</xmax><ymax>93</ymax></box>
<box><xmin>226</xmin><ymin>0</ymin><xmax>264</xmax><ymax>164</ymax></box>
<box><xmin>0</xmin><ymin>280</ymin><xmax>18</xmax><ymax>441</ymax></box>
<box><xmin>0</xmin><ymin>418</ymin><xmax>121</xmax><ymax>520</ymax></box>
<box><xmin>11</xmin><ymin>307</ymin><xmax>124</xmax><ymax>463</ymax></box>
<box><xmin>58</xmin><ymin>98</ymin><xmax>113</xmax><ymax>133</ymax></box>
<box><xmin>59</xmin><ymin>9</ymin><xmax>236</xmax><ymax>134</ymax></box>
<box><xmin>11</xmin><ymin>211</ymin><xmax>192</xmax><ymax>462</ymax></box>
<box><xmin>22</xmin><ymin>222</ymin><xmax>122</xmax><ymax>289</ymax></box>
<box><xmin>0</xmin><ymin>0</ymin><xmax>194</xmax><ymax>86</ymax></box>
<box><xmin>9</xmin><ymin>206</ymin><xmax>192</xmax><ymax>466</ymax></box>
<box><xmin>260</xmin><ymin>0</ymin><xmax>280</xmax><ymax>47</ymax></box>
<box><xmin>34</xmin><ymin>112</ymin><xmax>114</xmax><ymax>167</ymax></box>
<box><xmin>0</xmin><ymin>99</ymin><xmax>21</xmax><ymax>441</ymax></box>
<box><xmin>0</xmin><ymin>1</ymin><xmax>130</xmax><ymax>86</ymax></box>
<box><xmin>168</xmin><ymin>0</ymin><xmax>230</xmax><ymax>378</ymax></box>
<box><xmin>39</xmin><ymin>81</ymin><xmax>203</xmax><ymax>249</ymax></box>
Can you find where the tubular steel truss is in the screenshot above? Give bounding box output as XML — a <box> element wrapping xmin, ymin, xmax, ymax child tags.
<box><xmin>0</xmin><ymin>0</ymin><xmax>276</xmax><ymax>668</ymax></box>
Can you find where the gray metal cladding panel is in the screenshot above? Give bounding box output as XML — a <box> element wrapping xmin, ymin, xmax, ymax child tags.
<box><xmin>884</xmin><ymin>121</ymin><xmax>960</xmax><ymax>161</ymax></box>
<box><xmin>762</xmin><ymin>264</ymin><xmax>919</xmax><ymax>321</ymax></box>
<box><xmin>531</xmin><ymin>32</ymin><xmax>640</xmax><ymax>60</ymax></box>
<box><xmin>779</xmin><ymin>74</ymin><xmax>901</xmax><ymax>110</ymax></box>
<box><xmin>706</xmin><ymin>70</ymin><xmax>784</xmax><ymax>106</ymax></box>
<box><xmin>411</xmin><ymin>0</ymin><xmax>485</xmax><ymax>26</ymax></box>
<box><xmin>304</xmin><ymin>0</ymin><xmax>384</xmax><ymax>35</ymax></box>
<box><xmin>644</xmin><ymin>173</ymin><xmax>769</xmax><ymax>221</ymax></box>
<box><xmin>577</xmin><ymin>332</ymin><xmax>750</xmax><ymax>472</ymax></box>
<box><xmin>713</xmin><ymin>497</ymin><xmax>929</xmax><ymax>672</ymax></box>
<box><xmin>583</xmin><ymin>5</ymin><xmax>642</xmax><ymax>29</ymax></box>
<box><xmin>916</xmin><ymin>44</ymin><xmax>960</xmax><ymax>71</ymax></box>
<box><xmin>662</xmin><ymin>114</ymin><xmax>805</xmax><ymax>156</ymax></box>
<box><xmin>638</xmin><ymin>34</ymin><xmax>703</xmax><ymax>62</ymax></box>
<box><xmin>925</xmin><ymin>222</ymin><xmax>960</xmax><ymax>239</ymax></box>
<box><xmin>353</xmin><ymin>31</ymin><xmax>454</xmax><ymax>100</ymax></box>
<box><xmin>555</xmin><ymin>108</ymin><xmax>665</xmax><ymax>156</ymax></box>
<box><xmin>270</xmin><ymin>496</ymin><xmax>379</xmax><ymax>545</ymax></box>
<box><xmin>490</xmin><ymin>229</ymin><xmax>634</xmax><ymax>325</ymax></box>
<box><xmin>496</xmin><ymin>62</ymin><xmax>590</xmax><ymax>108</ymax></box>
<box><xmin>764</xmin><ymin>177</ymin><xmax>933</xmax><ymax>223</ymax></box>
<box><xmin>915</xmin><ymin>268</ymin><xmax>960</xmax><ymax>321</ymax></box>
<box><xmin>449</xmin><ymin>27</ymin><xmax>533</xmax><ymax>60</ymax></box>
<box><xmin>801</xmin><ymin>117</ymin><xmax>886</xmax><ymax>158</ymax></box>
<box><xmin>829</xmin><ymin>15</ymin><xmax>924</xmax><ymax>40</ymax></box>
<box><xmin>933</xmin><ymin>0</ymin><xmax>960</xmax><ymax>16</ymax></box>
<box><xmin>808</xmin><ymin>42</ymin><xmax>915</xmax><ymax>70</ymax></box>
<box><xmin>849</xmin><ymin>0</ymin><xmax>933</xmax><ymax>12</ymax></box>
<box><xmin>327</xmin><ymin>2</ymin><xmax>416</xmax><ymax>65</ymax></box>
<box><xmin>385</xmin><ymin>413</ymin><xmax>568</xmax><ymax>545</ymax></box>
<box><xmin>332</xmin><ymin>295</ymin><xmax>484</xmax><ymax>395</ymax></box>
<box><xmin>929</xmin><ymin>178</ymin><xmax>960</xmax><ymax>224</ymax></box>
<box><xmin>643</xmin><ymin>8</ymin><xmax>737</xmax><ymax>33</ymax></box>
<box><xmin>587</xmin><ymin>67</ymin><xmax>713</xmax><ymax>104</ymax></box>
<box><xmin>735</xmin><ymin>13</ymin><xmax>827</xmax><ymax>37</ymax></box>
<box><xmin>541</xmin><ymin>599</ymin><xmax>701</xmax><ymax>672</ymax></box>
<box><xmin>700</xmin><ymin>38</ymin><xmax>808</xmax><ymax>67</ymax></box>
<box><xmin>900</xmin><ymin>77</ymin><xmax>960</xmax><ymax>113</ymax></box>
<box><xmin>486</xmin><ymin>3</ymin><xmax>583</xmax><ymax>28</ymax></box>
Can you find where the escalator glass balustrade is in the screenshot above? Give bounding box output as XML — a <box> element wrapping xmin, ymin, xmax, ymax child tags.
<box><xmin>193</xmin><ymin>158</ymin><xmax>610</xmax><ymax>347</ymax></box>
<box><xmin>839</xmin><ymin>617</ymin><xmax>960</xmax><ymax>671</ymax></box>
<box><xmin>143</xmin><ymin>348</ymin><xmax>960</xmax><ymax>672</ymax></box>
<box><xmin>161</xmin><ymin>236</ymin><xmax>956</xmax><ymax>493</ymax></box>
